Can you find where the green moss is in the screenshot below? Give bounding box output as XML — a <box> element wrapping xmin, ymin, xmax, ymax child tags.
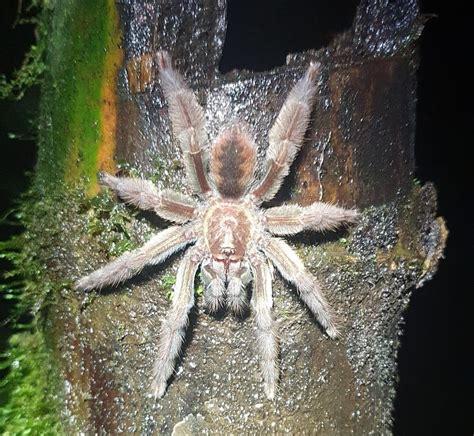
<box><xmin>195</xmin><ymin>280</ymin><xmax>204</xmax><ymax>298</ymax></box>
<box><xmin>0</xmin><ymin>330</ymin><xmax>63</xmax><ymax>435</ymax></box>
<box><xmin>0</xmin><ymin>222</ymin><xmax>50</xmax><ymax>319</ymax></box>
<box><xmin>0</xmin><ymin>188</ymin><xmax>85</xmax><ymax>432</ymax></box>
<box><xmin>160</xmin><ymin>272</ymin><xmax>177</xmax><ymax>301</ymax></box>
<box><xmin>0</xmin><ymin>197</ymin><xmax>65</xmax><ymax>434</ymax></box>
<box><xmin>36</xmin><ymin>0</ymin><xmax>118</xmax><ymax>192</ymax></box>
<box><xmin>1</xmin><ymin>0</ymin><xmax>124</xmax><ymax>431</ymax></box>
<box><xmin>391</xmin><ymin>239</ymin><xmax>420</xmax><ymax>262</ymax></box>
<box><xmin>0</xmin><ymin>3</ymin><xmax>70</xmax><ymax>425</ymax></box>
<box><xmin>0</xmin><ymin>1</ymin><xmax>48</xmax><ymax>101</ymax></box>
<box><xmin>160</xmin><ymin>271</ymin><xmax>204</xmax><ymax>302</ymax></box>
<box><xmin>85</xmin><ymin>191</ymin><xmax>138</xmax><ymax>257</ymax></box>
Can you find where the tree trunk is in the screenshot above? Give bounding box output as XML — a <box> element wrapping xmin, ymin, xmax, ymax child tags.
<box><xmin>32</xmin><ymin>0</ymin><xmax>446</xmax><ymax>433</ymax></box>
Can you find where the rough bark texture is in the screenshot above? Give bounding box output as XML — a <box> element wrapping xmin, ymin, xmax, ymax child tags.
<box><xmin>39</xmin><ymin>0</ymin><xmax>446</xmax><ymax>434</ymax></box>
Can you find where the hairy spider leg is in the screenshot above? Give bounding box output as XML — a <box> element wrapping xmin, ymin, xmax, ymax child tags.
<box><xmin>157</xmin><ymin>51</ymin><xmax>211</xmax><ymax>195</ymax></box>
<box><xmin>252</xmin><ymin>62</ymin><xmax>320</xmax><ymax>202</ymax></box>
<box><xmin>74</xmin><ymin>226</ymin><xmax>195</xmax><ymax>291</ymax></box>
<box><xmin>261</xmin><ymin>236</ymin><xmax>340</xmax><ymax>338</ymax></box>
<box><xmin>264</xmin><ymin>203</ymin><xmax>359</xmax><ymax>235</ymax></box>
<box><xmin>151</xmin><ymin>246</ymin><xmax>203</xmax><ymax>399</ymax></box>
<box><xmin>100</xmin><ymin>172</ymin><xmax>197</xmax><ymax>223</ymax></box>
<box><xmin>251</xmin><ymin>254</ymin><xmax>278</xmax><ymax>399</ymax></box>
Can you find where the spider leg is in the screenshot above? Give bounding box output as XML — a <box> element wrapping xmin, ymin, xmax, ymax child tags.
<box><xmin>157</xmin><ymin>51</ymin><xmax>211</xmax><ymax>195</ymax></box>
<box><xmin>264</xmin><ymin>203</ymin><xmax>359</xmax><ymax>235</ymax></box>
<box><xmin>227</xmin><ymin>263</ymin><xmax>252</xmax><ymax>314</ymax></box>
<box><xmin>151</xmin><ymin>246</ymin><xmax>203</xmax><ymax>399</ymax></box>
<box><xmin>251</xmin><ymin>254</ymin><xmax>278</xmax><ymax>400</ymax></box>
<box><xmin>252</xmin><ymin>62</ymin><xmax>320</xmax><ymax>202</ymax></box>
<box><xmin>100</xmin><ymin>172</ymin><xmax>196</xmax><ymax>223</ymax></box>
<box><xmin>201</xmin><ymin>263</ymin><xmax>226</xmax><ymax>312</ymax></box>
<box><xmin>260</xmin><ymin>236</ymin><xmax>340</xmax><ymax>338</ymax></box>
<box><xmin>74</xmin><ymin>226</ymin><xmax>194</xmax><ymax>291</ymax></box>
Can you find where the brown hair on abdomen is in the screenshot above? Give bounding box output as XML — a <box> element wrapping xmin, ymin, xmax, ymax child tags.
<box><xmin>210</xmin><ymin>127</ymin><xmax>256</xmax><ymax>198</ymax></box>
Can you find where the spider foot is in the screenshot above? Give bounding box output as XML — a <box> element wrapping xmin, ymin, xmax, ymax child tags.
<box><xmin>264</xmin><ymin>381</ymin><xmax>276</xmax><ymax>400</ymax></box>
<box><xmin>227</xmin><ymin>294</ymin><xmax>247</xmax><ymax>315</ymax></box>
<box><xmin>151</xmin><ymin>379</ymin><xmax>167</xmax><ymax>400</ymax></box>
<box><xmin>227</xmin><ymin>277</ymin><xmax>247</xmax><ymax>315</ymax></box>
<box><xmin>204</xmin><ymin>294</ymin><xmax>223</xmax><ymax>313</ymax></box>
<box><xmin>156</xmin><ymin>50</ymin><xmax>171</xmax><ymax>70</ymax></box>
<box><xmin>326</xmin><ymin>323</ymin><xmax>341</xmax><ymax>340</ymax></box>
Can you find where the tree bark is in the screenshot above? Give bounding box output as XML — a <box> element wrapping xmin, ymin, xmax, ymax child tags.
<box><xmin>35</xmin><ymin>0</ymin><xmax>446</xmax><ymax>433</ymax></box>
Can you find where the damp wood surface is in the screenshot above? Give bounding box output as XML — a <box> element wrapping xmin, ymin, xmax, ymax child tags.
<box><xmin>27</xmin><ymin>0</ymin><xmax>447</xmax><ymax>434</ymax></box>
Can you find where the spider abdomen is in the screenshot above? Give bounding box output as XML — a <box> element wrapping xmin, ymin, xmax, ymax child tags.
<box><xmin>210</xmin><ymin>127</ymin><xmax>256</xmax><ymax>199</ymax></box>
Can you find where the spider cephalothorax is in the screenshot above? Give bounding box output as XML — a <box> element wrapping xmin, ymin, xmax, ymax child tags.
<box><xmin>75</xmin><ymin>51</ymin><xmax>358</xmax><ymax>400</ymax></box>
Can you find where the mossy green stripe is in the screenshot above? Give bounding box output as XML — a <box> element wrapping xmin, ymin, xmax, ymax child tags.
<box><xmin>37</xmin><ymin>0</ymin><xmax>118</xmax><ymax>192</ymax></box>
<box><xmin>0</xmin><ymin>331</ymin><xmax>63</xmax><ymax>435</ymax></box>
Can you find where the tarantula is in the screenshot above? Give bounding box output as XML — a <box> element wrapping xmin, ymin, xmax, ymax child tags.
<box><xmin>75</xmin><ymin>51</ymin><xmax>358</xmax><ymax>400</ymax></box>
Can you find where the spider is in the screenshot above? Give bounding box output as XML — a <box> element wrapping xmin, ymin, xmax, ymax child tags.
<box><xmin>75</xmin><ymin>51</ymin><xmax>358</xmax><ymax>400</ymax></box>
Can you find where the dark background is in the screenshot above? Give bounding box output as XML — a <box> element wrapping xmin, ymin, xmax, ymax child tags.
<box><xmin>0</xmin><ymin>0</ymin><xmax>471</xmax><ymax>434</ymax></box>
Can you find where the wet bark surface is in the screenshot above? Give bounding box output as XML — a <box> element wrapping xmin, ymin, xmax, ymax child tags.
<box><xmin>46</xmin><ymin>1</ymin><xmax>446</xmax><ymax>433</ymax></box>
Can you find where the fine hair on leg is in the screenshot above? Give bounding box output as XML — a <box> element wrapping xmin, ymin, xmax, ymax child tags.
<box><xmin>227</xmin><ymin>277</ymin><xmax>247</xmax><ymax>314</ymax></box>
<box><xmin>227</xmin><ymin>262</ymin><xmax>252</xmax><ymax>314</ymax></box>
<box><xmin>75</xmin><ymin>226</ymin><xmax>195</xmax><ymax>291</ymax></box>
<box><xmin>260</xmin><ymin>236</ymin><xmax>340</xmax><ymax>338</ymax></box>
<box><xmin>264</xmin><ymin>202</ymin><xmax>359</xmax><ymax>235</ymax></box>
<box><xmin>251</xmin><ymin>254</ymin><xmax>278</xmax><ymax>399</ymax></box>
<box><xmin>252</xmin><ymin>62</ymin><xmax>320</xmax><ymax>201</ymax></box>
<box><xmin>100</xmin><ymin>172</ymin><xmax>197</xmax><ymax>223</ymax></box>
<box><xmin>157</xmin><ymin>51</ymin><xmax>211</xmax><ymax>194</ymax></box>
<box><xmin>151</xmin><ymin>247</ymin><xmax>202</xmax><ymax>398</ymax></box>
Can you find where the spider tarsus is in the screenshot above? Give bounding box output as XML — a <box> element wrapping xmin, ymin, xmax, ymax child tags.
<box><xmin>74</xmin><ymin>276</ymin><xmax>86</xmax><ymax>291</ymax></box>
<box><xmin>326</xmin><ymin>324</ymin><xmax>341</xmax><ymax>339</ymax></box>
<box><xmin>203</xmin><ymin>278</ymin><xmax>225</xmax><ymax>312</ymax></box>
<box><xmin>204</xmin><ymin>296</ymin><xmax>222</xmax><ymax>313</ymax></box>
<box><xmin>98</xmin><ymin>171</ymin><xmax>112</xmax><ymax>186</ymax></box>
<box><xmin>73</xmin><ymin>277</ymin><xmax>94</xmax><ymax>292</ymax></box>
<box><xmin>151</xmin><ymin>380</ymin><xmax>167</xmax><ymax>400</ymax></box>
<box><xmin>227</xmin><ymin>295</ymin><xmax>247</xmax><ymax>315</ymax></box>
<box><xmin>264</xmin><ymin>383</ymin><xmax>276</xmax><ymax>401</ymax></box>
<box><xmin>307</xmin><ymin>61</ymin><xmax>321</xmax><ymax>81</ymax></box>
<box><xmin>156</xmin><ymin>50</ymin><xmax>171</xmax><ymax>70</ymax></box>
<box><xmin>345</xmin><ymin>208</ymin><xmax>360</xmax><ymax>223</ymax></box>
